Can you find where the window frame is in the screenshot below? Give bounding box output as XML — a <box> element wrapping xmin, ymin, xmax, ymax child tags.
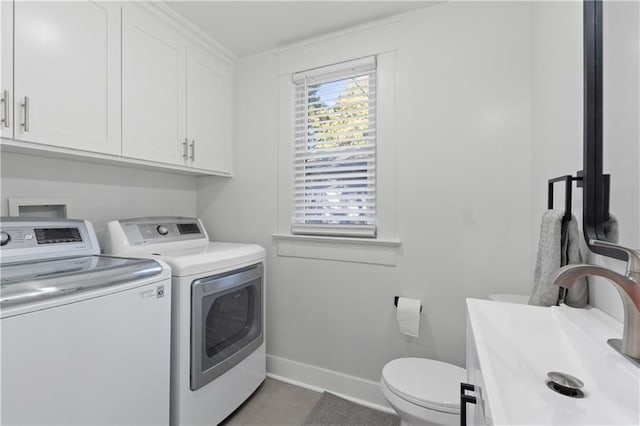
<box><xmin>274</xmin><ymin>19</ymin><xmax>400</xmax><ymax>265</ymax></box>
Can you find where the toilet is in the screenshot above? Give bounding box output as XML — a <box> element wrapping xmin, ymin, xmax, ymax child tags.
<box><xmin>380</xmin><ymin>358</ymin><xmax>466</xmax><ymax>426</ymax></box>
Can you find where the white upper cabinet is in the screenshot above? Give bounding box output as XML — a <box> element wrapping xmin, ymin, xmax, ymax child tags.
<box><xmin>122</xmin><ymin>4</ymin><xmax>186</xmax><ymax>166</ymax></box>
<box><xmin>1</xmin><ymin>1</ymin><xmax>235</xmax><ymax>176</ymax></box>
<box><xmin>1</xmin><ymin>1</ymin><xmax>13</xmax><ymax>139</ymax></box>
<box><xmin>122</xmin><ymin>4</ymin><xmax>234</xmax><ymax>174</ymax></box>
<box><xmin>186</xmin><ymin>46</ymin><xmax>233</xmax><ymax>174</ymax></box>
<box><xmin>12</xmin><ymin>1</ymin><xmax>121</xmax><ymax>155</ymax></box>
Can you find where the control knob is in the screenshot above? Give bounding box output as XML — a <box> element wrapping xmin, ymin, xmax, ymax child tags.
<box><xmin>156</xmin><ymin>225</ymin><xmax>169</xmax><ymax>236</ymax></box>
<box><xmin>0</xmin><ymin>231</ymin><xmax>10</xmax><ymax>246</ymax></box>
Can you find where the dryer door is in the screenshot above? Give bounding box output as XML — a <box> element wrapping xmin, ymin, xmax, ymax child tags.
<box><xmin>190</xmin><ymin>263</ymin><xmax>263</xmax><ymax>390</ymax></box>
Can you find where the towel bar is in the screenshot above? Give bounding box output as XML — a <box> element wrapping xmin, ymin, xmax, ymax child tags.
<box><xmin>548</xmin><ymin>174</ymin><xmax>584</xmax><ymax>222</ymax></box>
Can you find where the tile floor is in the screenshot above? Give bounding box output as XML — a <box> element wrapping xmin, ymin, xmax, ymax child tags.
<box><xmin>221</xmin><ymin>378</ymin><xmax>322</xmax><ymax>426</ymax></box>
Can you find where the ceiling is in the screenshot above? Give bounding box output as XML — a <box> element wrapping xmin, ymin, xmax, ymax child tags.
<box><xmin>165</xmin><ymin>1</ymin><xmax>434</xmax><ymax>57</ymax></box>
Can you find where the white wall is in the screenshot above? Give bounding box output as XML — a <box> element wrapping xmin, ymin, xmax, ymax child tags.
<box><xmin>530</xmin><ymin>0</ymin><xmax>639</xmax><ymax>323</ymax></box>
<box><xmin>530</xmin><ymin>0</ymin><xmax>583</xmax><ymax>232</ymax></box>
<box><xmin>198</xmin><ymin>1</ymin><xmax>534</xmax><ymax>405</ymax></box>
<box><xmin>1</xmin><ymin>152</ymin><xmax>198</xmax><ymax>246</ymax></box>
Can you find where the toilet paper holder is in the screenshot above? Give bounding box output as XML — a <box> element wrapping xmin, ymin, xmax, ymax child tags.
<box><xmin>394</xmin><ymin>296</ymin><xmax>422</xmax><ymax>312</ymax></box>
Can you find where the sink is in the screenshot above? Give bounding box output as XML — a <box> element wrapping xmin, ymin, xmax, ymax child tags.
<box><xmin>466</xmin><ymin>298</ymin><xmax>640</xmax><ymax>425</ymax></box>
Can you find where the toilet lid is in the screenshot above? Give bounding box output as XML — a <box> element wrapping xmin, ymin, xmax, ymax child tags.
<box><xmin>381</xmin><ymin>358</ymin><xmax>466</xmax><ymax>414</ymax></box>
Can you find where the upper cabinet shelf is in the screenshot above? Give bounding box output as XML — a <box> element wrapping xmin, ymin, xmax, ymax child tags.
<box><xmin>0</xmin><ymin>1</ymin><xmax>235</xmax><ymax>177</ymax></box>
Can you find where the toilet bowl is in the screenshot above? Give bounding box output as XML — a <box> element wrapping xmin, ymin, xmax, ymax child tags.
<box><xmin>380</xmin><ymin>358</ymin><xmax>466</xmax><ymax>426</ymax></box>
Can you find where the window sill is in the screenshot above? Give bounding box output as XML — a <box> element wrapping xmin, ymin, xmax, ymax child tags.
<box><xmin>272</xmin><ymin>233</ymin><xmax>401</xmax><ymax>266</ymax></box>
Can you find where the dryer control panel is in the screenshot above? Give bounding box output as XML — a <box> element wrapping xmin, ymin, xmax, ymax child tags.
<box><xmin>136</xmin><ymin>222</ymin><xmax>201</xmax><ymax>241</ymax></box>
<box><xmin>107</xmin><ymin>217</ymin><xmax>209</xmax><ymax>249</ymax></box>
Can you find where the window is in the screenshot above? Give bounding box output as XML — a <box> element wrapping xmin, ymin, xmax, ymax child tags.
<box><xmin>291</xmin><ymin>57</ymin><xmax>377</xmax><ymax>238</ymax></box>
<box><xmin>275</xmin><ymin>23</ymin><xmax>399</xmax><ymax>264</ymax></box>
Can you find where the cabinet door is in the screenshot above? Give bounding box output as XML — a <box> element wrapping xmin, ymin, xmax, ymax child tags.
<box><xmin>186</xmin><ymin>47</ymin><xmax>233</xmax><ymax>174</ymax></box>
<box><xmin>1</xmin><ymin>0</ymin><xmax>12</xmax><ymax>138</ymax></box>
<box><xmin>13</xmin><ymin>1</ymin><xmax>121</xmax><ymax>155</ymax></box>
<box><xmin>122</xmin><ymin>5</ymin><xmax>186</xmax><ymax>165</ymax></box>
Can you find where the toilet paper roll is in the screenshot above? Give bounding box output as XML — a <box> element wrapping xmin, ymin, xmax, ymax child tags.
<box><xmin>396</xmin><ymin>297</ymin><xmax>421</xmax><ymax>337</ymax></box>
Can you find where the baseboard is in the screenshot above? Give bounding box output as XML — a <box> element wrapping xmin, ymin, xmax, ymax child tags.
<box><xmin>266</xmin><ymin>355</ymin><xmax>395</xmax><ymax>414</ymax></box>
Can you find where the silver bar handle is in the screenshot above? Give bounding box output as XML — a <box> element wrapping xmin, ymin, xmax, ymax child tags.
<box><xmin>182</xmin><ymin>138</ymin><xmax>188</xmax><ymax>160</ymax></box>
<box><xmin>22</xmin><ymin>96</ymin><xmax>29</xmax><ymax>132</ymax></box>
<box><xmin>1</xmin><ymin>90</ymin><xmax>8</xmax><ymax>128</ymax></box>
<box><xmin>190</xmin><ymin>140</ymin><xmax>195</xmax><ymax>162</ymax></box>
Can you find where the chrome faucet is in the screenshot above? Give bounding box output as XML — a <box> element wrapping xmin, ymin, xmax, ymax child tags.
<box><xmin>552</xmin><ymin>240</ymin><xmax>640</xmax><ymax>360</ymax></box>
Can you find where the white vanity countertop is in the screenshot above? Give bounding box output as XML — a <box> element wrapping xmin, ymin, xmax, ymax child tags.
<box><xmin>466</xmin><ymin>298</ymin><xmax>640</xmax><ymax>425</ymax></box>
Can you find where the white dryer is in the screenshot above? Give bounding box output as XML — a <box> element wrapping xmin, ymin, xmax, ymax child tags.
<box><xmin>0</xmin><ymin>217</ymin><xmax>172</xmax><ymax>425</ymax></box>
<box><xmin>104</xmin><ymin>217</ymin><xmax>266</xmax><ymax>426</ymax></box>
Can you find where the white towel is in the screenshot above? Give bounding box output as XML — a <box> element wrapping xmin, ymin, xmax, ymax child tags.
<box><xmin>529</xmin><ymin>210</ymin><xmax>564</xmax><ymax>306</ymax></box>
<box><xmin>529</xmin><ymin>210</ymin><xmax>588</xmax><ymax>307</ymax></box>
<box><xmin>562</xmin><ymin>216</ymin><xmax>588</xmax><ymax>308</ymax></box>
<box><xmin>603</xmin><ymin>213</ymin><xmax>619</xmax><ymax>243</ymax></box>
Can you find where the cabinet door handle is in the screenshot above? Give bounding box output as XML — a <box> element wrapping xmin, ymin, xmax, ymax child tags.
<box><xmin>182</xmin><ymin>138</ymin><xmax>189</xmax><ymax>160</ymax></box>
<box><xmin>460</xmin><ymin>382</ymin><xmax>477</xmax><ymax>426</ymax></box>
<box><xmin>1</xmin><ymin>90</ymin><xmax>8</xmax><ymax>128</ymax></box>
<box><xmin>21</xmin><ymin>96</ymin><xmax>29</xmax><ymax>132</ymax></box>
<box><xmin>189</xmin><ymin>140</ymin><xmax>195</xmax><ymax>162</ymax></box>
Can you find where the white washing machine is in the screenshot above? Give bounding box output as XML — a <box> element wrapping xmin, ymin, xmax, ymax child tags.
<box><xmin>0</xmin><ymin>217</ymin><xmax>172</xmax><ymax>425</ymax></box>
<box><xmin>103</xmin><ymin>217</ymin><xmax>266</xmax><ymax>426</ymax></box>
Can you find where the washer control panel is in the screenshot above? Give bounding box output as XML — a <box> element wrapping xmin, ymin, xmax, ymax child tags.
<box><xmin>0</xmin><ymin>231</ymin><xmax>10</xmax><ymax>246</ymax></box>
<box><xmin>1</xmin><ymin>225</ymin><xmax>85</xmax><ymax>249</ymax></box>
<box><xmin>0</xmin><ymin>217</ymin><xmax>99</xmax><ymax>263</ymax></box>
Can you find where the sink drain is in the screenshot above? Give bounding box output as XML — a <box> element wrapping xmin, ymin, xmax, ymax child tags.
<box><xmin>546</xmin><ymin>371</ymin><xmax>585</xmax><ymax>398</ymax></box>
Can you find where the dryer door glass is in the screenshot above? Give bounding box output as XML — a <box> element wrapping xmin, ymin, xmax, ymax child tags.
<box><xmin>205</xmin><ymin>285</ymin><xmax>255</xmax><ymax>357</ymax></box>
<box><xmin>191</xmin><ymin>263</ymin><xmax>263</xmax><ymax>391</ymax></box>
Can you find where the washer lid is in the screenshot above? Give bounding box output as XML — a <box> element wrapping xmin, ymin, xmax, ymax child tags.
<box><xmin>1</xmin><ymin>255</ymin><xmax>162</xmax><ymax>309</ymax></box>
<box><xmin>382</xmin><ymin>358</ymin><xmax>466</xmax><ymax>414</ymax></box>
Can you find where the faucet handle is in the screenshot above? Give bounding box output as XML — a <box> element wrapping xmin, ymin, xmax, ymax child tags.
<box><xmin>590</xmin><ymin>239</ymin><xmax>640</xmax><ymax>275</ymax></box>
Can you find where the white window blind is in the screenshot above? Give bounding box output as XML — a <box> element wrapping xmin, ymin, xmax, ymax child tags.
<box><xmin>291</xmin><ymin>57</ymin><xmax>377</xmax><ymax>238</ymax></box>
